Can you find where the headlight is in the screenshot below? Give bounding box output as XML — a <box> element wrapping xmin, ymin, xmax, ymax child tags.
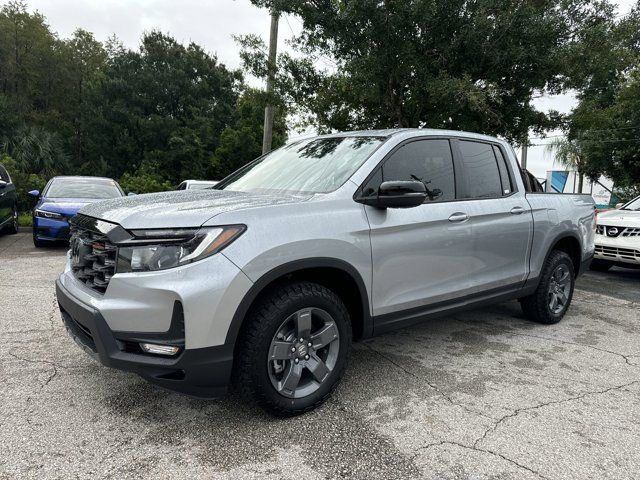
<box><xmin>116</xmin><ymin>225</ymin><xmax>246</xmax><ymax>273</ymax></box>
<box><xmin>35</xmin><ymin>209</ymin><xmax>64</xmax><ymax>220</ymax></box>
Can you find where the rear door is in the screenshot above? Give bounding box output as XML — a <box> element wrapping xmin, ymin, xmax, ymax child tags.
<box><xmin>452</xmin><ymin>139</ymin><xmax>532</xmax><ymax>292</ymax></box>
<box><xmin>364</xmin><ymin>138</ymin><xmax>477</xmax><ymax>319</ymax></box>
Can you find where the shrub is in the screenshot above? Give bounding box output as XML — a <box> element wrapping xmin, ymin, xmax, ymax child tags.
<box><xmin>118</xmin><ymin>172</ymin><xmax>174</xmax><ymax>195</ymax></box>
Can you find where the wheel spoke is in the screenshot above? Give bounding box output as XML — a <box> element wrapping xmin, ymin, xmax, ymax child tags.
<box><xmin>279</xmin><ymin>362</ymin><xmax>303</xmax><ymax>393</ymax></box>
<box><xmin>555</xmin><ymin>267</ymin><xmax>562</xmax><ymax>280</ymax></box>
<box><xmin>295</xmin><ymin>309</ymin><xmax>312</xmax><ymax>339</ymax></box>
<box><xmin>550</xmin><ymin>294</ymin><xmax>558</xmax><ymax>311</ymax></box>
<box><xmin>557</xmin><ymin>270</ymin><xmax>570</xmax><ymax>285</ymax></box>
<box><xmin>306</xmin><ymin>354</ymin><xmax>330</xmax><ymax>383</ymax></box>
<box><xmin>269</xmin><ymin>341</ymin><xmax>294</xmax><ymax>361</ymax></box>
<box><xmin>311</xmin><ymin>322</ymin><xmax>339</xmax><ymax>349</ymax></box>
<box><xmin>558</xmin><ymin>290</ymin><xmax>568</xmax><ymax>304</ymax></box>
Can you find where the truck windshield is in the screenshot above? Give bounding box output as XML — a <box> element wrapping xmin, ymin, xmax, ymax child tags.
<box><xmin>218</xmin><ymin>136</ymin><xmax>385</xmax><ymax>194</ymax></box>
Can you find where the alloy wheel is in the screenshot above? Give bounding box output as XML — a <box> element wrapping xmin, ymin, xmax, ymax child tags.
<box><xmin>267</xmin><ymin>307</ymin><xmax>340</xmax><ymax>399</ymax></box>
<box><xmin>547</xmin><ymin>264</ymin><xmax>571</xmax><ymax>314</ymax></box>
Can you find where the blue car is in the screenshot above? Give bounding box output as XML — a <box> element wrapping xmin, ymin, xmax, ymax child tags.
<box><xmin>29</xmin><ymin>176</ymin><xmax>126</xmax><ymax>247</ymax></box>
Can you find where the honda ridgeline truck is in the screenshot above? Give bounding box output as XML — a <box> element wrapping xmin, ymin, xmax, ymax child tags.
<box><xmin>56</xmin><ymin>129</ymin><xmax>595</xmax><ymax>416</ymax></box>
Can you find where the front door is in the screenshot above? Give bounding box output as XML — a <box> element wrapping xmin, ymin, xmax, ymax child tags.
<box><xmin>364</xmin><ymin>138</ymin><xmax>476</xmax><ymax>322</ymax></box>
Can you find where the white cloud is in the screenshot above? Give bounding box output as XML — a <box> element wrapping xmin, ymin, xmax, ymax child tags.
<box><xmin>26</xmin><ymin>0</ymin><xmax>299</xmax><ymax>69</ymax></box>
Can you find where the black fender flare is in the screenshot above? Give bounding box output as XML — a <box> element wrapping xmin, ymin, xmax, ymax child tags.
<box><xmin>525</xmin><ymin>231</ymin><xmax>584</xmax><ymax>293</ymax></box>
<box><xmin>224</xmin><ymin>257</ymin><xmax>372</xmax><ymax>346</ymax></box>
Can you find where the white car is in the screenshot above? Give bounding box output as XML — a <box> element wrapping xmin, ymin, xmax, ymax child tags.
<box><xmin>177</xmin><ymin>180</ymin><xmax>219</xmax><ymax>190</ymax></box>
<box><xmin>592</xmin><ymin>195</ymin><xmax>640</xmax><ymax>271</ymax></box>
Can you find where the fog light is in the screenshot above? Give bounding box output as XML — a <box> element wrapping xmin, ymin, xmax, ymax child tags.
<box><xmin>139</xmin><ymin>343</ymin><xmax>181</xmax><ymax>356</ymax></box>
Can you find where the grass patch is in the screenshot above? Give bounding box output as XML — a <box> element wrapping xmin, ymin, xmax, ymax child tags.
<box><xmin>18</xmin><ymin>212</ymin><xmax>32</xmax><ymax>227</ymax></box>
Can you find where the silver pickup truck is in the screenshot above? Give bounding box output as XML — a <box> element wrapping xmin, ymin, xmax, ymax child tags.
<box><xmin>55</xmin><ymin>129</ymin><xmax>595</xmax><ymax>416</ymax></box>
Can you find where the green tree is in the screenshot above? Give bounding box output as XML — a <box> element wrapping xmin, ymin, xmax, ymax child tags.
<box><xmin>85</xmin><ymin>31</ymin><xmax>242</xmax><ymax>184</ymax></box>
<box><xmin>245</xmin><ymin>0</ymin><xmax>613</xmax><ymax>141</ymax></box>
<box><xmin>211</xmin><ymin>87</ymin><xmax>287</xmax><ymax>178</ymax></box>
<box><xmin>565</xmin><ymin>1</ymin><xmax>640</xmax><ymax>188</ymax></box>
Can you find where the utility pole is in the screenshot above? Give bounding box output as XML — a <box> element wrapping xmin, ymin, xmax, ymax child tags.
<box><xmin>262</xmin><ymin>10</ymin><xmax>280</xmax><ymax>155</ymax></box>
<box><xmin>521</xmin><ymin>137</ymin><xmax>528</xmax><ymax>171</ymax></box>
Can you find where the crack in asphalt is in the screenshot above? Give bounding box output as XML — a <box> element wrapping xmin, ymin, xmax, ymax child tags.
<box><xmin>364</xmin><ymin>344</ymin><xmax>499</xmax><ymax>421</ymax></box>
<box><xmin>47</xmin><ymin>296</ymin><xmax>59</xmax><ymax>330</ymax></box>
<box><xmin>472</xmin><ymin>380</ymin><xmax>639</xmax><ymax>450</ymax></box>
<box><xmin>508</xmin><ymin>331</ymin><xmax>639</xmax><ymax>367</ymax></box>
<box><xmin>414</xmin><ymin>439</ymin><xmax>552</xmax><ymax>480</ymax></box>
<box><xmin>7</xmin><ymin>352</ymin><xmax>78</xmax><ymax>373</ymax></box>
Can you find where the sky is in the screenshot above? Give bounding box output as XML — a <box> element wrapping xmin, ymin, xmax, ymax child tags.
<box><xmin>24</xmin><ymin>0</ymin><xmax>637</xmax><ymax>179</ymax></box>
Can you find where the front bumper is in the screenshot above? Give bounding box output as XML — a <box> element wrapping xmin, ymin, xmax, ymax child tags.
<box><xmin>34</xmin><ymin>216</ymin><xmax>70</xmax><ymax>241</ymax></box>
<box><xmin>594</xmin><ymin>235</ymin><xmax>640</xmax><ymax>266</ymax></box>
<box><xmin>56</xmin><ymin>279</ymin><xmax>234</xmax><ymax>398</ymax></box>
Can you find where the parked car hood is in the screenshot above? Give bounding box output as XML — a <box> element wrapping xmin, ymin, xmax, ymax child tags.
<box><xmin>77</xmin><ymin>189</ymin><xmax>311</xmax><ymax>229</ymax></box>
<box><xmin>597</xmin><ymin>208</ymin><xmax>640</xmax><ymax>227</ymax></box>
<box><xmin>38</xmin><ymin>197</ymin><xmax>107</xmax><ymax>215</ymax></box>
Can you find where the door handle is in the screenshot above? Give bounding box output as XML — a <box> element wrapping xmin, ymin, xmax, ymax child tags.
<box><xmin>448</xmin><ymin>212</ymin><xmax>469</xmax><ymax>223</ymax></box>
<box><xmin>510</xmin><ymin>206</ymin><xmax>526</xmax><ymax>215</ymax></box>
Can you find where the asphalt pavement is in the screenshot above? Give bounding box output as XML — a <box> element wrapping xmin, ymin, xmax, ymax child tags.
<box><xmin>1</xmin><ymin>231</ymin><xmax>639</xmax><ymax>479</ymax></box>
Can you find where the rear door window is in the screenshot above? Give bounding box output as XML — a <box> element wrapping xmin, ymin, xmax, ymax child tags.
<box><xmin>459</xmin><ymin>141</ymin><xmax>502</xmax><ymax>199</ymax></box>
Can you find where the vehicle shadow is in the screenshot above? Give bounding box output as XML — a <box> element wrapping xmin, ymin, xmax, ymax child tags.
<box><xmin>91</xmin><ymin>301</ymin><xmax>539</xmax><ymax>476</ymax></box>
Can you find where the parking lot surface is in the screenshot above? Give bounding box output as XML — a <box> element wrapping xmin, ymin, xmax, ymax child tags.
<box><xmin>1</xmin><ymin>231</ymin><xmax>639</xmax><ymax>479</ymax></box>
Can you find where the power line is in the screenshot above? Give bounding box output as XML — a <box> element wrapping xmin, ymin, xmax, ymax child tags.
<box><xmin>529</xmin><ymin>125</ymin><xmax>640</xmax><ymax>140</ymax></box>
<box><xmin>529</xmin><ymin>138</ymin><xmax>640</xmax><ymax>147</ymax></box>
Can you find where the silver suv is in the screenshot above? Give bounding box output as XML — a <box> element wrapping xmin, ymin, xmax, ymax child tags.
<box><xmin>56</xmin><ymin>129</ymin><xmax>595</xmax><ymax>416</ymax></box>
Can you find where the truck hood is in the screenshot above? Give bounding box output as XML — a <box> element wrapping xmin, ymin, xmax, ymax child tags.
<box><xmin>597</xmin><ymin>209</ymin><xmax>640</xmax><ymax>227</ymax></box>
<box><xmin>77</xmin><ymin>189</ymin><xmax>311</xmax><ymax>229</ymax></box>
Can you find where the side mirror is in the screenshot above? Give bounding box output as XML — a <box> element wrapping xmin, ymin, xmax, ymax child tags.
<box><xmin>28</xmin><ymin>190</ymin><xmax>40</xmax><ymax>198</ymax></box>
<box><xmin>0</xmin><ymin>180</ymin><xmax>7</xmax><ymax>189</ymax></box>
<box><xmin>358</xmin><ymin>180</ymin><xmax>427</xmax><ymax>208</ymax></box>
<box><xmin>615</xmin><ymin>202</ymin><xmax>624</xmax><ymax>209</ymax></box>
<box><xmin>127</xmin><ymin>192</ymin><xmax>137</xmax><ymax>196</ymax></box>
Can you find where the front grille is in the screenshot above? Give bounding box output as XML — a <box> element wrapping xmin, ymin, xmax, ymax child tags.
<box><xmin>70</xmin><ymin>218</ymin><xmax>117</xmax><ymax>294</ymax></box>
<box><xmin>596</xmin><ymin>225</ymin><xmax>640</xmax><ymax>237</ymax></box>
<box><xmin>595</xmin><ymin>245</ymin><xmax>640</xmax><ymax>262</ymax></box>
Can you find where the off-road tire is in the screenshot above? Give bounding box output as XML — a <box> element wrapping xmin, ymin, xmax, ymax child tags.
<box><xmin>236</xmin><ymin>281</ymin><xmax>352</xmax><ymax>417</ymax></box>
<box><xmin>520</xmin><ymin>250</ymin><xmax>575</xmax><ymax>324</ymax></box>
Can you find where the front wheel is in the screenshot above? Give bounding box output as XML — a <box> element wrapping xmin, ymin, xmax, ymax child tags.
<box><xmin>33</xmin><ymin>231</ymin><xmax>48</xmax><ymax>248</ymax></box>
<box><xmin>236</xmin><ymin>281</ymin><xmax>352</xmax><ymax>416</ymax></box>
<box><xmin>520</xmin><ymin>250</ymin><xmax>575</xmax><ymax>324</ymax></box>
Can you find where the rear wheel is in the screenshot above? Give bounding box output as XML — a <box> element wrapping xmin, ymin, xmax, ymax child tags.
<box><xmin>520</xmin><ymin>250</ymin><xmax>575</xmax><ymax>324</ymax></box>
<box><xmin>589</xmin><ymin>259</ymin><xmax>611</xmax><ymax>272</ymax></box>
<box><xmin>236</xmin><ymin>281</ymin><xmax>352</xmax><ymax>416</ymax></box>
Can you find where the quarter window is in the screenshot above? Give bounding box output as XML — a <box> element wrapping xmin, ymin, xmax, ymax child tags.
<box><xmin>459</xmin><ymin>141</ymin><xmax>502</xmax><ymax>198</ymax></box>
<box><xmin>493</xmin><ymin>146</ymin><xmax>513</xmax><ymax>195</ymax></box>
<box><xmin>367</xmin><ymin>139</ymin><xmax>456</xmax><ymax>202</ymax></box>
